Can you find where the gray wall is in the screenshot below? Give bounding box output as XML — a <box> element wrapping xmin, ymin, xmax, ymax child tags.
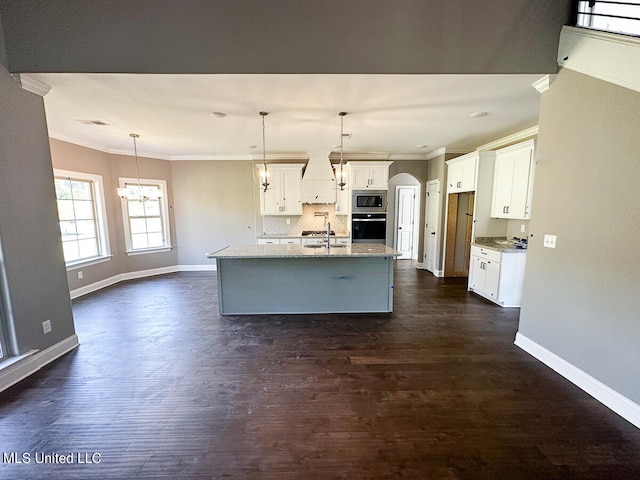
<box><xmin>171</xmin><ymin>161</ymin><xmax>256</xmax><ymax>265</ymax></box>
<box><xmin>0</xmin><ymin>12</ymin><xmax>7</xmax><ymax>69</ymax></box>
<box><xmin>518</xmin><ymin>68</ymin><xmax>640</xmax><ymax>403</ymax></box>
<box><xmin>0</xmin><ymin>66</ymin><xmax>75</xmax><ymax>354</ymax></box>
<box><xmin>49</xmin><ymin>139</ymin><xmax>179</xmax><ymax>291</ymax></box>
<box><xmin>388</xmin><ymin>160</ymin><xmax>430</xmax><ymax>260</ymax></box>
<box><xmin>0</xmin><ymin>1</ymin><xmax>572</xmax><ymax>74</ymax></box>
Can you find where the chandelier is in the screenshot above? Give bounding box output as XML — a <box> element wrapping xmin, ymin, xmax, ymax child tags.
<box><xmin>116</xmin><ymin>134</ymin><xmax>162</xmax><ymax>201</ymax></box>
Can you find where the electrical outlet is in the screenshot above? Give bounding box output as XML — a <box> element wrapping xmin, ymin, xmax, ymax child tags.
<box><xmin>543</xmin><ymin>234</ymin><xmax>557</xmax><ymax>248</ymax></box>
<box><xmin>77</xmin><ymin>271</ymin><xmax>83</xmax><ymax>279</ymax></box>
<box><xmin>42</xmin><ymin>319</ymin><xmax>52</xmax><ymax>334</ymax></box>
<box><xmin>520</xmin><ymin>224</ymin><xmax>526</xmax><ymax>233</ymax></box>
<box><xmin>286</xmin><ymin>218</ymin><xmax>290</xmax><ymax>225</ymax></box>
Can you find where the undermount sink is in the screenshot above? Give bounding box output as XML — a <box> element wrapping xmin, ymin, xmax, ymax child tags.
<box><xmin>304</xmin><ymin>244</ymin><xmax>348</xmax><ymax>249</ymax></box>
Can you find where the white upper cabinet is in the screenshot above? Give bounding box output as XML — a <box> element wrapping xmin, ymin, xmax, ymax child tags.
<box><xmin>490</xmin><ymin>140</ymin><xmax>535</xmax><ymax>219</ymax></box>
<box><xmin>258</xmin><ymin>164</ymin><xmax>304</xmax><ymax>216</ymax></box>
<box><xmin>348</xmin><ymin>161</ymin><xmax>392</xmax><ymax>189</ymax></box>
<box><xmin>447</xmin><ymin>152</ymin><xmax>479</xmax><ymax>193</ymax></box>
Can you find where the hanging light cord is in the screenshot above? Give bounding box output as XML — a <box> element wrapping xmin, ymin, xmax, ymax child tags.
<box><xmin>130</xmin><ymin>133</ymin><xmax>143</xmax><ymax>199</ymax></box>
<box><xmin>338</xmin><ymin>112</ymin><xmax>347</xmax><ymax>190</ymax></box>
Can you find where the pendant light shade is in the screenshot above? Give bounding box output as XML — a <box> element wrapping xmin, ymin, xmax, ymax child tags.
<box><xmin>259</xmin><ymin>112</ymin><xmax>270</xmax><ymax>192</ymax></box>
<box><xmin>335</xmin><ymin>112</ymin><xmax>348</xmax><ymax>191</ymax></box>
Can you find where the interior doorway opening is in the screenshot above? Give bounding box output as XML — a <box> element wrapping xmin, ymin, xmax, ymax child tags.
<box><xmin>444</xmin><ymin>192</ymin><xmax>474</xmax><ymax>277</ymax></box>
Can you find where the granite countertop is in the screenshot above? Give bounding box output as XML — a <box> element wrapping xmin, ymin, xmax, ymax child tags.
<box><xmin>472</xmin><ymin>237</ymin><xmax>528</xmax><ymax>253</ymax></box>
<box><xmin>207</xmin><ymin>243</ymin><xmax>400</xmax><ymax>259</ymax></box>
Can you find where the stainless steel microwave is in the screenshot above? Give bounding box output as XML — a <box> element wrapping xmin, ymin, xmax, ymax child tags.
<box><xmin>352</xmin><ymin>190</ymin><xmax>387</xmax><ymax>213</ymax></box>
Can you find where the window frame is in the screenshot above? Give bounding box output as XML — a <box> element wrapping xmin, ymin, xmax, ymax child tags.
<box><xmin>54</xmin><ymin>169</ymin><xmax>112</xmax><ymax>270</ymax></box>
<box><xmin>119</xmin><ymin>177</ymin><xmax>172</xmax><ymax>256</ymax></box>
<box><xmin>576</xmin><ymin>1</ymin><xmax>640</xmax><ymax>37</ymax></box>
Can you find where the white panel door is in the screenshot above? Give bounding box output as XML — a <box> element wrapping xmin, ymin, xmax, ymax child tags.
<box><xmin>424</xmin><ymin>180</ymin><xmax>440</xmax><ymax>273</ymax></box>
<box><xmin>395</xmin><ymin>186</ymin><xmax>416</xmax><ymax>259</ymax></box>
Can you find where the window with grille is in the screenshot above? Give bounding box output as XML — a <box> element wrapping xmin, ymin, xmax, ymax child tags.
<box><xmin>119</xmin><ymin>178</ymin><xmax>171</xmax><ymax>254</ymax></box>
<box><xmin>54</xmin><ymin>170</ymin><xmax>110</xmax><ymax>265</ymax></box>
<box><xmin>577</xmin><ymin>1</ymin><xmax>640</xmax><ymax>36</ymax></box>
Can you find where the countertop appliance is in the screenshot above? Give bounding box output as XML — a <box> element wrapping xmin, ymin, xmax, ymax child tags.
<box><xmin>352</xmin><ymin>213</ymin><xmax>386</xmax><ymax>244</ymax></box>
<box><xmin>352</xmin><ymin>190</ymin><xmax>387</xmax><ymax>213</ymax></box>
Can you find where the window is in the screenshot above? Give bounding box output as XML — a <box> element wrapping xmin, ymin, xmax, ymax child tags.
<box><xmin>119</xmin><ymin>178</ymin><xmax>171</xmax><ymax>255</ymax></box>
<box><xmin>577</xmin><ymin>1</ymin><xmax>640</xmax><ymax>37</ymax></box>
<box><xmin>54</xmin><ymin>170</ymin><xmax>110</xmax><ymax>267</ymax></box>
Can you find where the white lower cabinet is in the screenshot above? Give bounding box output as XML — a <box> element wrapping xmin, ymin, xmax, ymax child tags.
<box><xmin>257</xmin><ymin>238</ymin><xmax>302</xmax><ymax>245</ymax></box>
<box><xmin>468</xmin><ymin>245</ymin><xmax>526</xmax><ymax>307</ymax></box>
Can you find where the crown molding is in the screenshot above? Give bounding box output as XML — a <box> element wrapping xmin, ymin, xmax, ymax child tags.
<box><xmin>532</xmin><ymin>74</ymin><xmax>555</xmax><ymax>93</ymax></box>
<box><xmin>426</xmin><ymin>147</ymin><xmax>473</xmax><ymax>160</ymax></box>
<box><xmin>16</xmin><ymin>74</ymin><xmax>52</xmax><ymax>96</ymax></box>
<box><xmin>558</xmin><ymin>25</ymin><xmax>640</xmax><ymax>94</ymax></box>
<box><xmin>476</xmin><ymin>126</ymin><xmax>538</xmax><ymax>151</ymax></box>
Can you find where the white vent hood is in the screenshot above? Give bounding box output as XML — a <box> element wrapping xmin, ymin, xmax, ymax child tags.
<box><xmin>301</xmin><ymin>152</ymin><xmax>337</xmax><ymax>204</ymax></box>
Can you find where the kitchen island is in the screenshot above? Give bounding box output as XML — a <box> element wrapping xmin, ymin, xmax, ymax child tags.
<box><xmin>206</xmin><ymin>243</ymin><xmax>401</xmax><ymax>315</ymax></box>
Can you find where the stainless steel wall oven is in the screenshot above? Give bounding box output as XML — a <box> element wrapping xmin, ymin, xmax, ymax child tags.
<box><xmin>352</xmin><ymin>213</ymin><xmax>387</xmax><ymax>244</ymax></box>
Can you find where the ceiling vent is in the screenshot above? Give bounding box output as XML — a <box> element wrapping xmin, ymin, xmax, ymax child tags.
<box><xmin>75</xmin><ymin>119</ymin><xmax>110</xmax><ymax>126</ymax></box>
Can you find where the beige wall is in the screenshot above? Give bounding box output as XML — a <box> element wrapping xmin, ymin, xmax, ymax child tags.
<box><xmin>50</xmin><ymin>139</ymin><xmax>178</xmax><ymax>291</ymax></box>
<box><xmin>518</xmin><ymin>68</ymin><xmax>640</xmax><ymax>403</ymax></box>
<box><xmin>170</xmin><ymin>160</ymin><xmax>256</xmax><ymax>265</ymax></box>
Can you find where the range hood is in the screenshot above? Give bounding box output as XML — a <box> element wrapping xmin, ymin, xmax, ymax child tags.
<box><xmin>301</xmin><ymin>152</ymin><xmax>337</xmax><ymax>204</ymax></box>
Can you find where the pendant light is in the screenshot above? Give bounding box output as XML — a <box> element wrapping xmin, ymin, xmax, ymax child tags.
<box><xmin>259</xmin><ymin>111</ymin><xmax>270</xmax><ymax>192</ymax></box>
<box><xmin>117</xmin><ymin>133</ymin><xmax>162</xmax><ymax>201</ymax></box>
<box><xmin>335</xmin><ymin>111</ymin><xmax>348</xmax><ymax>190</ymax></box>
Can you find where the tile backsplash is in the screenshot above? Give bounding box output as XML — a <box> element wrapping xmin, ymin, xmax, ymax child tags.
<box><xmin>263</xmin><ymin>204</ymin><xmax>349</xmax><ymax>235</ymax></box>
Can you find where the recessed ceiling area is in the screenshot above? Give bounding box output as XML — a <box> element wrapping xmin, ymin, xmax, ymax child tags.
<box><xmin>28</xmin><ymin>73</ymin><xmax>544</xmax><ymax>160</ymax></box>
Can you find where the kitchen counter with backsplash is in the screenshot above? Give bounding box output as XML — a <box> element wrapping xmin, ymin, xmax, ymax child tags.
<box><xmin>472</xmin><ymin>236</ymin><xmax>528</xmax><ymax>253</ymax></box>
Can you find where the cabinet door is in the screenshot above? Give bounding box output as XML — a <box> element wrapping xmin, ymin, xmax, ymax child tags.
<box><xmin>508</xmin><ymin>148</ymin><xmax>533</xmax><ymax>219</ymax></box>
<box><xmin>369</xmin><ymin>165</ymin><xmax>389</xmax><ymax>189</ymax></box>
<box><xmin>448</xmin><ymin>157</ymin><xmax>476</xmax><ymax>193</ymax></box>
<box><xmin>483</xmin><ymin>260</ymin><xmax>501</xmax><ymax>299</ymax></box>
<box><xmin>491</xmin><ymin>155</ymin><xmax>515</xmax><ymax>217</ymax></box>
<box><xmin>448</xmin><ymin>162</ymin><xmax>463</xmax><ymax>192</ymax></box>
<box><xmin>469</xmin><ymin>256</ymin><xmax>485</xmax><ymax>290</ymax></box>
<box><xmin>260</xmin><ymin>172</ymin><xmax>282</xmax><ymax>215</ymax></box>
<box><xmin>491</xmin><ymin>141</ymin><xmax>534</xmax><ymax>219</ymax></box>
<box><xmin>350</xmin><ymin>166</ymin><xmax>370</xmax><ymax>189</ymax></box>
<box><xmin>280</xmin><ymin>169</ymin><xmax>302</xmax><ymax>215</ymax></box>
<box><xmin>335</xmin><ymin>185</ymin><xmax>350</xmax><ymax>214</ymax></box>
<box><xmin>459</xmin><ymin>160</ymin><xmax>477</xmax><ymax>192</ymax></box>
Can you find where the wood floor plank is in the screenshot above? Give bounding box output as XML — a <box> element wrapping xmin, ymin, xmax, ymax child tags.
<box><xmin>1</xmin><ymin>264</ymin><xmax>639</xmax><ymax>478</ymax></box>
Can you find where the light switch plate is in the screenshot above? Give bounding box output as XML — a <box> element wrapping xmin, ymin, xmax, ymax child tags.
<box><xmin>543</xmin><ymin>234</ymin><xmax>557</xmax><ymax>248</ymax></box>
<box><xmin>42</xmin><ymin>319</ymin><xmax>52</xmax><ymax>334</ymax></box>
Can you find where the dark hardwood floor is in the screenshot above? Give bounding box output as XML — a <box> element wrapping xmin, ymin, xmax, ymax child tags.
<box><xmin>1</xmin><ymin>261</ymin><xmax>639</xmax><ymax>479</ymax></box>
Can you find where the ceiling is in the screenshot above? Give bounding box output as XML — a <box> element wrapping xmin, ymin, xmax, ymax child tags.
<box><xmin>28</xmin><ymin>73</ymin><xmax>543</xmax><ymax>160</ymax></box>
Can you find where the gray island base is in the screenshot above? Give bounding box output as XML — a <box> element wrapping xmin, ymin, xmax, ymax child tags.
<box><xmin>206</xmin><ymin>244</ymin><xmax>401</xmax><ymax>315</ymax></box>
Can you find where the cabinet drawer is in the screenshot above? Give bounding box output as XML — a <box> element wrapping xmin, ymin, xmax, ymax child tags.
<box><xmin>471</xmin><ymin>245</ymin><xmax>501</xmax><ymax>263</ymax></box>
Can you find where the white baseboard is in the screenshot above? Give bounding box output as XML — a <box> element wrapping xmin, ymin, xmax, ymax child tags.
<box><xmin>415</xmin><ymin>264</ymin><xmax>444</xmax><ymax>277</ymax></box>
<box><xmin>70</xmin><ymin>264</ymin><xmax>216</xmax><ymax>299</ymax></box>
<box><xmin>515</xmin><ymin>332</ymin><xmax>640</xmax><ymax>429</ymax></box>
<box><xmin>0</xmin><ymin>334</ymin><xmax>79</xmax><ymax>394</ymax></box>
<box><xmin>178</xmin><ymin>264</ymin><xmax>217</xmax><ymax>272</ymax></box>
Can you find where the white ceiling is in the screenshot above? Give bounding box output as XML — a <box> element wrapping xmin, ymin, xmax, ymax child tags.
<box><xmin>27</xmin><ymin>73</ymin><xmax>544</xmax><ymax>160</ymax></box>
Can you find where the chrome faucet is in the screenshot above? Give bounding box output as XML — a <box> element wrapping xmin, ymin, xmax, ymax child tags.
<box><xmin>326</xmin><ymin>221</ymin><xmax>331</xmax><ymax>249</ymax></box>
